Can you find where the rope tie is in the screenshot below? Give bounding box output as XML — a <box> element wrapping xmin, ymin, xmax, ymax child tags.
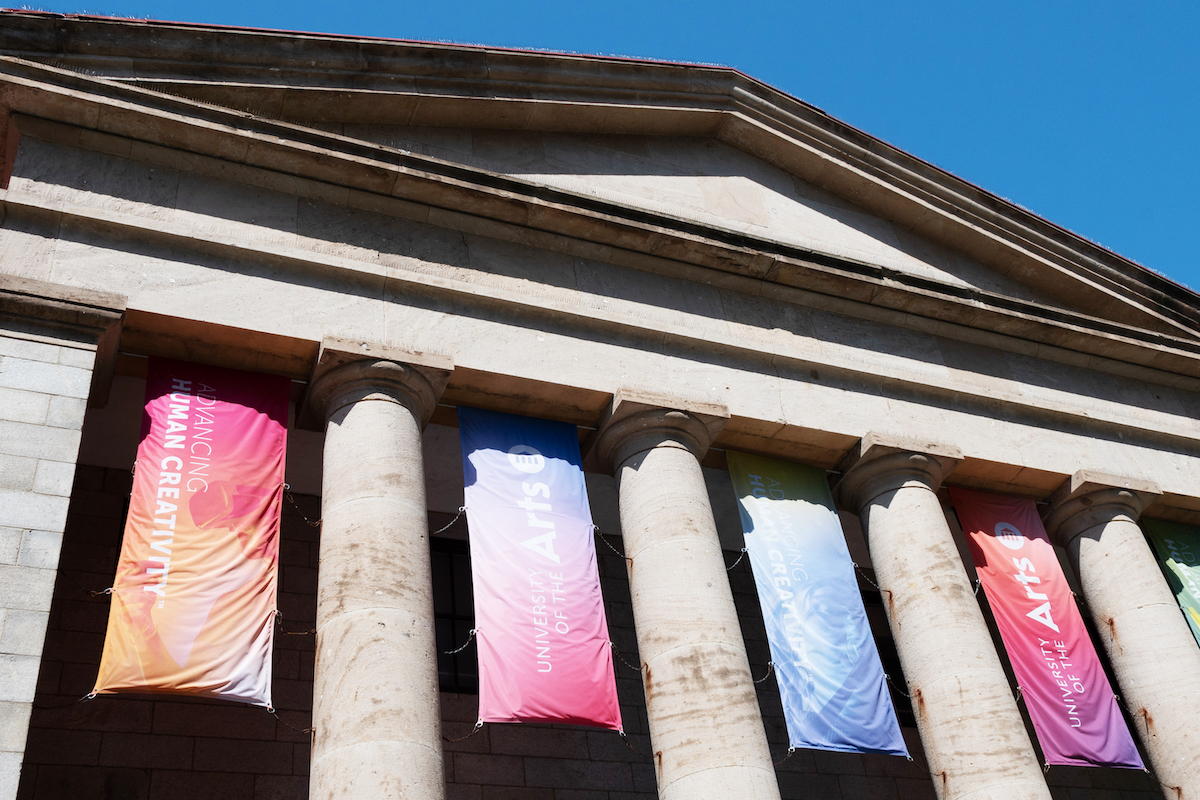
<box><xmin>773</xmin><ymin>747</ymin><xmax>796</xmax><ymax>767</ymax></box>
<box><xmin>753</xmin><ymin>662</ymin><xmax>775</xmax><ymax>685</ymax></box>
<box><xmin>89</xmin><ymin>587</ymin><xmax>113</xmax><ymax>597</ymax></box>
<box><xmin>444</xmin><ymin>628</ymin><xmax>477</xmax><ymax>655</ymax></box>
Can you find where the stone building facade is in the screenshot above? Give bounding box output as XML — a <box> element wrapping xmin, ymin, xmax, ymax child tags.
<box><xmin>1</xmin><ymin>12</ymin><xmax>1198</xmax><ymax>800</ymax></box>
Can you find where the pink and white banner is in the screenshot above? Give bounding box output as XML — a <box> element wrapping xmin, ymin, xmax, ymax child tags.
<box><xmin>459</xmin><ymin>406</ymin><xmax>621</xmax><ymax>729</ymax></box>
<box><xmin>95</xmin><ymin>358</ymin><xmax>288</xmax><ymax>707</ymax></box>
<box><xmin>949</xmin><ymin>487</ymin><xmax>1142</xmax><ymax>768</ymax></box>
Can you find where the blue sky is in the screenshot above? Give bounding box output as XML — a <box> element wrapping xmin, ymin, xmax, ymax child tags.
<box><xmin>16</xmin><ymin>1</ymin><xmax>1200</xmax><ymax>291</ymax></box>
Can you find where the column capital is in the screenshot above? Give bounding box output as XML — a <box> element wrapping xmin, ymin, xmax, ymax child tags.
<box><xmin>1042</xmin><ymin>471</ymin><xmax>1160</xmax><ymax>548</ymax></box>
<box><xmin>833</xmin><ymin>432</ymin><xmax>962</xmax><ymax>513</ymax></box>
<box><xmin>300</xmin><ymin>337</ymin><xmax>453</xmax><ymax>429</ymax></box>
<box><xmin>587</xmin><ymin>388</ymin><xmax>728</xmax><ymax>473</ymax></box>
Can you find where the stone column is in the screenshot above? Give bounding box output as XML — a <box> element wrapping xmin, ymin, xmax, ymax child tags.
<box><xmin>1044</xmin><ymin>471</ymin><xmax>1200</xmax><ymax>799</ymax></box>
<box><xmin>591</xmin><ymin>391</ymin><xmax>780</xmax><ymax>800</ymax></box>
<box><xmin>0</xmin><ymin>276</ymin><xmax>123</xmax><ymax>800</ymax></box>
<box><xmin>834</xmin><ymin>433</ymin><xmax>1050</xmax><ymax>800</ymax></box>
<box><xmin>303</xmin><ymin>340</ymin><xmax>452</xmax><ymax>800</ymax></box>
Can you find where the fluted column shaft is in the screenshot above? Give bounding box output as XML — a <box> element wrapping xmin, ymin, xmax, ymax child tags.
<box><xmin>306</xmin><ymin>348</ymin><xmax>451</xmax><ymax>800</ymax></box>
<box><xmin>595</xmin><ymin>398</ymin><xmax>780</xmax><ymax>800</ymax></box>
<box><xmin>1044</xmin><ymin>473</ymin><xmax>1200</xmax><ymax>799</ymax></box>
<box><xmin>835</xmin><ymin>435</ymin><xmax>1050</xmax><ymax>800</ymax></box>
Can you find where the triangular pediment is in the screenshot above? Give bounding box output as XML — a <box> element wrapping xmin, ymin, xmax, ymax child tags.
<box><xmin>2</xmin><ymin>10</ymin><xmax>1199</xmax><ymax>369</ymax></box>
<box><xmin>321</xmin><ymin>125</ymin><xmax>1066</xmax><ymax>309</ymax></box>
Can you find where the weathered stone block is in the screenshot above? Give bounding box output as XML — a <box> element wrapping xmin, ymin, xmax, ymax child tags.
<box><xmin>0</xmin><ymin>388</ymin><xmax>48</xmax><ymax>426</ymax></box>
<box><xmin>0</xmin><ymin>359</ymin><xmax>91</xmax><ymax>400</ymax></box>
<box><xmin>0</xmin><ymin>610</ymin><xmax>48</xmax><ymax>657</ymax></box>
<box><xmin>44</xmin><ymin>396</ymin><xmax>87</xmax><ymax>431</ymax></box>
<box><xmin>0</xmin><ymin>567</ymin><xmax>55</xmax><ymax>613</ymax></box>
<box><xmin>0</xmin><ymin>701</ymin><xmax>31</xmax><ymax>751</ymax></box>
<box><xmin>0</xmin><ymin>339</ymin><xmax>58</xmax><ymax>365</ymax></box>
<box><xmin>0</xmin><ymin>752</ymin><xmax>20</xmax><ymax>800</ymax></box>
<box><xmin>55</xmin><ymin>348</ymin><xmax>95</xmax><ymax>371</ymax></box>
<box><xmin>16</xmin><ymin>530</ymin><xmax>63</xmax><ymax>571</ymax></box>
<box><xmin>0</xmin><ymin>458</ymin><xmax>35</xmax><ymax>493</ymax></box>
<box><xmin>0</xmin><ymin>421</ymin><xmax>82</xmax><ymax>464</ymax></box>
<box><xmin>0</xmin><ymin>491</ymin><xmax>68</xmax><ymax>534</ymax></box>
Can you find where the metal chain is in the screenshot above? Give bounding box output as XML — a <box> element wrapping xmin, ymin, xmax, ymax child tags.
<box><xmin>275</xmin><ymin>610</ymin><xmax>315</xmax><ymax>636</ymax></box>
<box><xmin>444</xmin><ymin>628</ymin><xmax>477</xmax><ymax>655</ymax></box>
<box><xmin>282</xmin><ymin>484</ymin><xmax>322</xmax><ymax>528</ymax></box>
<box><xmin>726</xmin><ymin>548</ymin><xmax>748</xmax><ymax>571</ymax></box>
<box><xmin>431</xmin><ymin>506</ymin><xmax>466</xmax><ymax>536</ymax></box>
<box><xmin>610</xmin><ymin>642</ymin><xmax>642</xmax><ymax>673</ymax></box>
<box><xmin>885</xmin><ymin>673</ymin><xmax>910</xmax><ymax>699</ymax></box>
<box><xmin>444</xmin><ymin>720</ymin><xmax>483</xmax><ymax>743</ymax></box>
<box><xmin>269</xmin><ymin>708</ymin><xmax>314</xmax><ymax>736</ymax></box>
<box><xmin>594</xmin><ymin>526</ymin><xmax>626</xmax><ymax>558</ymax></box>
<box><xmin>852</xmin><ymin>563</ymin><xmax>882</xmax><ymax>592</ymax></box>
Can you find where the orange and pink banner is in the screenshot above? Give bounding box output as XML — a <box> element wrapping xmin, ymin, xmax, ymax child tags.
<box><xmin>949</xmin><ymin>488</ymin><xmax>1142</xmax><ymax>768</ymax></box>
<box><xmin>94</xmin><ymin>358</ymin><xmax>288</xmax><ymax>707</ymax></box>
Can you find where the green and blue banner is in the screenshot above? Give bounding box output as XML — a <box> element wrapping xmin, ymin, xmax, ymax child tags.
<box><xmin>727</xmin><ymin>451</ymin><xmax>906</xmax><ymax>756</ymax></box>
<box><xmin>1142</xmin><ymin>518</ymin><xmax>1200</xmax><ymax>649</ymax></box>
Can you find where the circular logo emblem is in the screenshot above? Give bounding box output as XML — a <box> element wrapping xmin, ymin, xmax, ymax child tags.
<box><xmin>507</xmin><ymin>445</ymin><xmax>546</xmax><ymax>474</ymax></box>
<box><xmin>994</xmin><ymin>521</ymin><xmax>1025</xmax><ymax>550</ymax></box>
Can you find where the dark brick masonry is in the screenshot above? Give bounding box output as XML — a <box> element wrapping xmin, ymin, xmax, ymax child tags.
<box><xmin>18</xmin><ymin>466</ymin><xmax>1159</xmax><ymax>799</ymax></box>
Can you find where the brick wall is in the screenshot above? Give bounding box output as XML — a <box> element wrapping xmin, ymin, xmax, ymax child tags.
<box><xmin>0</xmin><ymin>331</ymin><xmax>96</xmax><ymax>800</ymax></box>
<box><xmin>17</xmin><ymin>465</ymin><xmax>1162</xmax><ymax>799</ymax></box>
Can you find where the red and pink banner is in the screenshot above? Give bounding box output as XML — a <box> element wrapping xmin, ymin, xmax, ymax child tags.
<box><xmin>94</xmin><ymin>358</ymin><xmax>288</xmax><ymax>707</ymax></box>
<box><xmin>949</xmin><ymin>487</ymin><xmax>1142</xmax><ymax>768</ymax></box>
<box><xmin>459</xmin><ymin>407</ymin><xmax>621</xmax><ymax>729</ymax></box>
